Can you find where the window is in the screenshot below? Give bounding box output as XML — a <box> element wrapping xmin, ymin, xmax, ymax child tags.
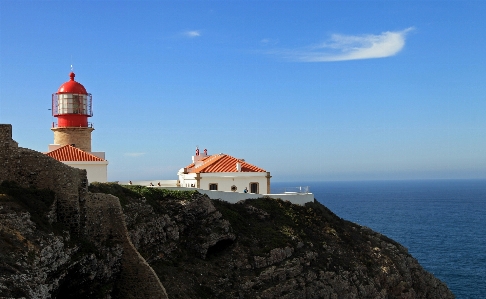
<box><xmin>250</xmin><ymin>182</ymin><xmax>259</xmax><ymax>194</ymax></box>
<box><xmin>209</xmin><ymin>183</ymin><xmax>218</xmax><ymax>191</ymax></box>
<box><xmin>56</xmin><ymin>93</ymin><xmax>88</xmax><ymax>114</ymax></box>
<box><xmin>72</xmin><ymin>95</ymin><xmax>80</xmax><ymax>114</ymax></box>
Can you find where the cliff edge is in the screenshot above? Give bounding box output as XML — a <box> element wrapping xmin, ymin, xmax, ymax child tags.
<box><xmin>89</xmin><ymin>183</ymin><xmax>455</xmax><ymax>299</ymax></box>
<box><xmin>1</xmin><ymin>123</ymin><xmax>454</xmax><ymax>298</ymax></box>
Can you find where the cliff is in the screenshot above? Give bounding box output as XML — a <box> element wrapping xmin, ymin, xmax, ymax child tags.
<box><xmin>0</xmin><ymin>124</ymin><xmax>167</xmax><ymax>298</ymax></box>
<box><xmin>1</xmin><ymin>123</ymin><xmax>454</xmax><ymax>298</ymax></box>
<box><xmin>87</xmin><ymin>183</ymin><xmax>454</xmax><ymax>299</ymax></box>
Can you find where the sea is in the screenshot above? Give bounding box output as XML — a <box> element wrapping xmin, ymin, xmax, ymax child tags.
<box><xmin>272</xmin><ymin>179</ymin><xmax>486</xmax><ymax>299</ymax></box>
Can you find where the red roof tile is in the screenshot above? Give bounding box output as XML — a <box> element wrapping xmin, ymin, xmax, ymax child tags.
<box><xmin>46</xmin><ymin>145</ymin><xmax>105</xmax><ymax>162</ymax></box>
<box><xmin>185</xmin><ymin>154</ymin><xmax>266</xmax><ymax>173</ymax></box>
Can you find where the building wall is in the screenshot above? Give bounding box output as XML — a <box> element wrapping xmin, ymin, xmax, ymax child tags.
<box><xmin>64</xmin><ymin>161</ymin><xmax>108</xmax><ymax>183</ymax></box>
<box><xmin>51</xmin><ymin>127</ymin><xmax>94</xmax><ymax>152</ymax></box>
<box><xmin>200</xmin><ymin>174</ymin><xmax>268</xmax><ymax>194</ymax></box>
<box><xmin>179</xmin><ymin>172</ymin><xmax>270</xmax><ymax>194</ymax></box>
<box><xmin>178</xmin><ymin>172</ymin><xmax>198</xmax><ymax>187</ymax></box>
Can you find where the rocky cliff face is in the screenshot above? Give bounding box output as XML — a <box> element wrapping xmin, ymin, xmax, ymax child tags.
<box><xmin>0</xmin><ymin>181</ymin><xmax>117</xmax><ymax>298</ymax></box>
<box><xmin>1</xmin><ymin>124</ymin><xmax>167</xmax><ymax>299</ymax></box>
<box><xmin>1</xmin><ymin>123</ymin><xmax>454</xmax><ymax>298</ymax></box>
<box><xmin>1</xmin><ymin>181</ymin><xmax>455</xmax><ymax>299</ymax></box>
<box><xmin>89</xmin><ymin>183</ymin><xmax>455</xmax><ymax>299</ymax></box>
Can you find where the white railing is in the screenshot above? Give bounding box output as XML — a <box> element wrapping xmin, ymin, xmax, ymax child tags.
<box><xmin>272</xmin><ymin>186</ymin><xmax>310</xmax><ymax>194</ymax></box>
<box><xmin>285</xmin><ymin>186</ymin><xmax>310</xmax><ymax>194</ymax></box>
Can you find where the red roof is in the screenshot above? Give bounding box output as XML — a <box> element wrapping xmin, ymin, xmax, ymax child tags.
<box><xmin>185</xmin><ymin>154</ymin><xmax>266</xmax><ymax>173</ymax></box>
<box><xmin>57</xmin><ymin>72</ymin><xmax>88</xmax><ymax>94</ymax></box>
<box><xmin>46</xmin><ymin>144</ymin><xmax>105</xmax><ymax>162</ymax></box>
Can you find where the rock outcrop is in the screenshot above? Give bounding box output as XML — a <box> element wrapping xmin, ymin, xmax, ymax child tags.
<box><xmin>0</xmin><ymin>124</ymin><xmax>167</xmax><ymax>298</ymax></box>
<box><xmin>1</xmin><ymin>123</ymin><xmax>455</xmax><ymax>298</ymax></box>
<box><xmin>90</xmin><ymin>183</ymin><xmax>455</xmax><ymax>299</ymax></box>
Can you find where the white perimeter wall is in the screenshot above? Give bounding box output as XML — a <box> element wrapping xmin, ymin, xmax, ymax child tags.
<box><xmin>156</xmin><ymin>187</ymin><xmax>314</xmax><ymax>206</ymax></box>
<box><xmin>64</xmin><ymin>161</ymin><xmax>108</xmax><ymax>183</ymax></box>
<box><xmin>118</xmin><ymin>180</ymin><xmax>178</xmax><ymax>187</ymax></box>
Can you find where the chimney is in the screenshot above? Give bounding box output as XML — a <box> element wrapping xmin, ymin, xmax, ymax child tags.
<box><xmin>236</xmin><ymin>162</ymin><xmax>242</xmax><ymax>172</ymax></box>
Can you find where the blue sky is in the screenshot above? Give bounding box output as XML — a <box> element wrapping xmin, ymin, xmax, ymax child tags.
<box><xmin>1</xmin><ymin>1</ymin><xmax>485</xmax><ymax>182</ymax></box>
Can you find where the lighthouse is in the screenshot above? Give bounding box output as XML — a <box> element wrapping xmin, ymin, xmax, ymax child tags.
<box><xmin>50</xmin><ymin>72</ymin><xmax>94</xmax><ymax>152</ymax></box>
<box><xmin>46</xmin><ymin>72</ymin><xmax>108</xmax><ymax>183</ymax></box>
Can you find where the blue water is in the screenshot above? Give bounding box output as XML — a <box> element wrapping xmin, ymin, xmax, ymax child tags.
<box><xmin>272</xmin><ymin>179</ymin><xmax>486</xmax><ymax>299</ymax></box>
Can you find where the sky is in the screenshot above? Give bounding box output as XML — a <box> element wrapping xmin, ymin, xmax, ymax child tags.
<box><xmin>1</xmin><ymin>0</ymin><xmax>486</xmax><ymax>182</ymax></box>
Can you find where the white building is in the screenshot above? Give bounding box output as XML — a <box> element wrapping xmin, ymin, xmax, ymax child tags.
<box><xmin>178</xmin><ymin>149</ymin><xmax>271</xmax><ymax>194</ymax></box>
<box><xmin>46</xmin><ymin>144</ymin><xmax>108</xmax><ymax>183</ymax></box>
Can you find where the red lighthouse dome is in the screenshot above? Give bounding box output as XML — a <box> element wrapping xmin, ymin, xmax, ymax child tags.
<box><xmin>52</xmin><ymin>72</ymin><xmax>93</xmax><ymax>127</ymax></box>
<box><xmin>57</xmin><ymin>72</ymin><xmax>88</xmax><ymax>94</ymax></box>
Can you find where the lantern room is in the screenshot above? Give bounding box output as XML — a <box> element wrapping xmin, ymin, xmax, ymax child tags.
<box><xmin>52</xmin><ymin>72</ymin><xmax>93</xmax><ymax>127</ymax></box>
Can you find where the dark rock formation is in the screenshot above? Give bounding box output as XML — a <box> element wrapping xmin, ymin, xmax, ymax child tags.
<box><xmin>1</xmin><ymin>123</ymin><xmax>454</xmax><ymax>298</ymax></box>
<box><xmin>0</xmin><ymin>124</ymin><xmax>168</xmax><ymax>299</ymax></box>
<box><xmin>90</xmin><ymin>183</ymin><xmax>455</xmax><ymax>299</ymax></box>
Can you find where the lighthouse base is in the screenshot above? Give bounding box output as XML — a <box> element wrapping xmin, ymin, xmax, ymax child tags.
<box><xmin>51</xmin><ymin>127</ymin><xmax>95</xmax><ymax>152</ymax></box>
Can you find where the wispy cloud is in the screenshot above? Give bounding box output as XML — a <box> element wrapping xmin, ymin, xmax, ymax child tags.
<box><xmin>261</xmin><ymin>38</ymin><xmax>279</xmax><ymax>45</ymax></box>
<box><xmin>276</xmin><ymin>28</ymin><xmax>413</xmax><ymax>62</ymax></box>
<box><xmin>183</xmin><ymin>30</ymin><xmax>201</xmax><ymax>38</ymax></box>
<box><xmin>124</xmin><ymin>152</ymin><xmax>146</xmax><ymax>157</ymax></box>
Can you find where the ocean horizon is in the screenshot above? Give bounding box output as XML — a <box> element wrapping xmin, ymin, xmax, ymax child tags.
<box><xmin>272</xmin><ymin>179</ymin><xmax>486</xmax><ymax>299</ymax></box>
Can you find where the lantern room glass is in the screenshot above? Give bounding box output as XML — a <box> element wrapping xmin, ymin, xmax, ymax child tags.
<box><xmin>52</xmin><ymin>93</ymin><xmax>93</xmax><ymax>116</ymax></box>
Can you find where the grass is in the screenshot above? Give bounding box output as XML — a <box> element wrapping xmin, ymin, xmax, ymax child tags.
<box><xmin>88</xmin><ymin>183</ymin><xmax>197</xmax><ymax>211</ymax></box>
<box><xmin>212</xmin><ymin>198</ymin><xmax>299</xmax><ymax>255</ymax></box>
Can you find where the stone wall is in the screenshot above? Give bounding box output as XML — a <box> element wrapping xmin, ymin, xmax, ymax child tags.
<box><xmin>0</xmin><ymin>124</ymin><xmax>18</xmax><ymax>148</ymax></box>
<box><xmin>1</xmin><ymin>124</ymin><xmax>85</xmax><ymax>231</ymax></box>
<box><xmin>0</xmin><ymin>124</ymin><xmax>168</xmax><ymax>298</ymax></box>
<box><xmin>51</xmin><ymin>126</ymin><xmax>94</xmax><ymax>152</ymax></box>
